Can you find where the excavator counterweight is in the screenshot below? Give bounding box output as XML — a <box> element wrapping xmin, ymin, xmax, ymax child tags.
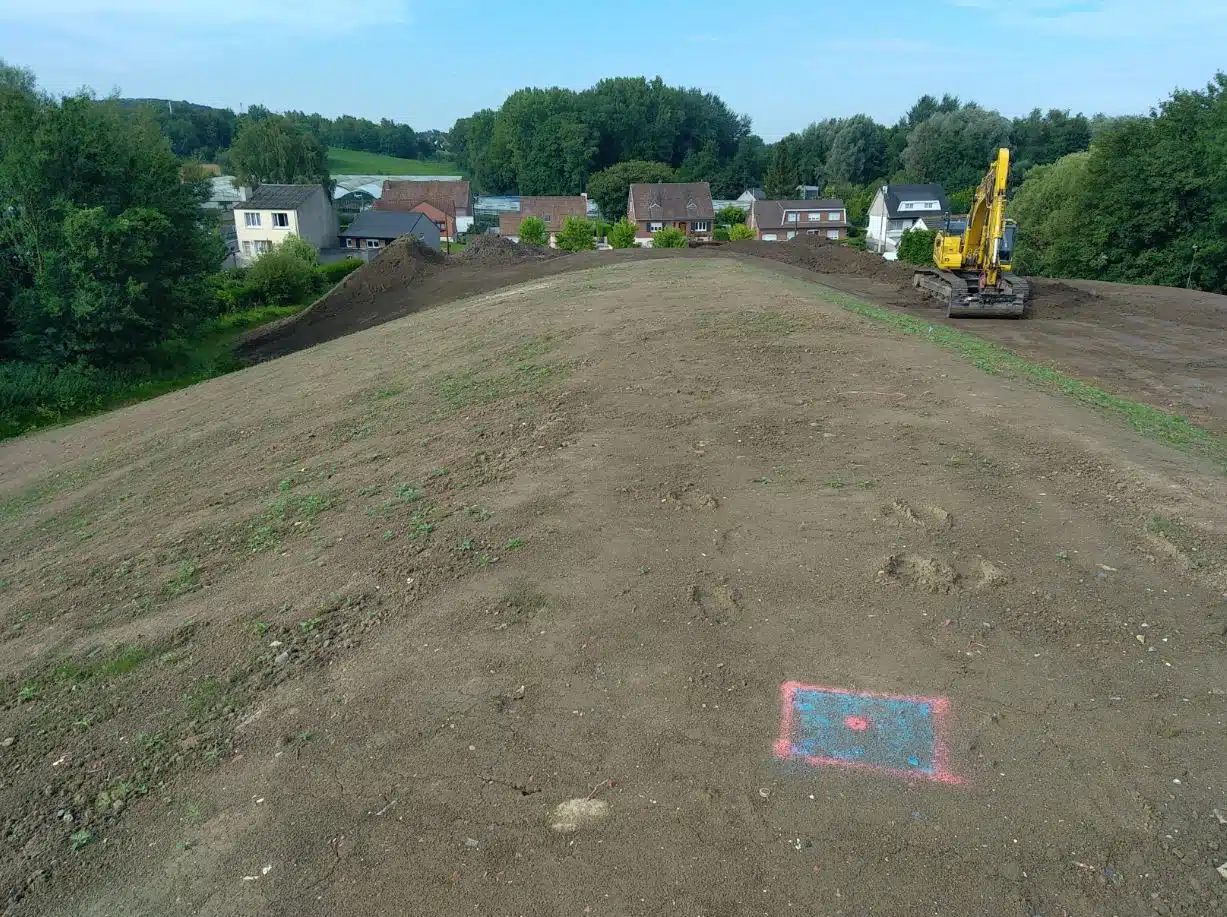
<box><xmin>912</xmin><ymin>147</ymin><xmax>1030</xmax><ymax>318</ymax></box>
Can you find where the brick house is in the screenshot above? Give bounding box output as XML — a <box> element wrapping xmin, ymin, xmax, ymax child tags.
<box><xmin>627</xmin><ymin>182</ymin><xmax>715</xmax><ymax>245</ymax></box>
<box><xmin>747</xmin><ymin>199</ymin><xmax>850</xmax><ymax>242</ymax></box>
<box><xmin>499</xmin><ymin>195</ymin><xmax>589</xmax><ymax>245</ymax></box>
<box><xmin>374</xmin><ymin>180</ymin><xmax>472</xmax><ymax>241</ymax></box>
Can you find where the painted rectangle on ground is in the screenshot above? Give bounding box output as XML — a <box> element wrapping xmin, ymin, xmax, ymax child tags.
<box><xmin>774</xmin><ymin>681</ymin><xmax>962</xmax><ymax>784</ymax></box>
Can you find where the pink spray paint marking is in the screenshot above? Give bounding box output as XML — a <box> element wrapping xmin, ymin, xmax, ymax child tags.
<box><xmin>774</xmin><ymin>681</ymin><xmax>964</xmax><ymax>785</ymax></box>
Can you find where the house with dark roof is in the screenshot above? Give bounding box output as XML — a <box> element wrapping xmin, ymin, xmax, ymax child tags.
<box><xmin>748</xmin><ymin>199</ymin><xmax>849</xmax><ymax>242</ymax></box>
<box><xmin>626</xmin><ymin>182</ymin><xmax>715</xmax><ymax>245</ymax></box>
<box><xmin>374</xmin><ymin>180</ymin><xmax>472</xmax><ymax>241</ymax></box>
<box><xmin>865</xmin><ymin>183</ymin><xmax>949</xmax><ymax>255</ymax></box>
<box><xmin>231</xmin><ymin>184</ymin><xmax>336</xmax><ymax>264</ymax></box>
<box><xmin>498</xmin><ymin>196</ymin><xmax>589</xmax><ymax>244</ymax></box>
<box><xmin>341</xmin><ymin>210</ymin><xmax>441</xmax><ymax>253</ymax></box>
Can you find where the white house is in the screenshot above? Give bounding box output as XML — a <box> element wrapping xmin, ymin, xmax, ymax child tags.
<box><xmin>865</xmin><ymin>184</ymin><xmax>949</xmax><ymax>255</ymax></box>
<box><xmin>232</xmin><ymin>184</ymin><xmax>337</xmax><ymax>264</ymax></box>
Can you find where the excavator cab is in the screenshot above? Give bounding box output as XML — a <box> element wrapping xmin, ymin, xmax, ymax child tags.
<box><xmin>999</xmin><ymin>220</ymin><xmax>1017</xmax><ymax>267</ymax></box>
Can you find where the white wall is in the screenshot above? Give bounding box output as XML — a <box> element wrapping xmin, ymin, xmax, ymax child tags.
<box><xmin>233</xmin><ymin>188</ymin><xmax>337</xmax><ymax>264</ymax></box>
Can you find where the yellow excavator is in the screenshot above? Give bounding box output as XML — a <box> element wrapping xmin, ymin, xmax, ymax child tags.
<box><xmin>912</xmin><ymin>147</ymin><xmax>1029</xmax><ymax>318</ymax></box>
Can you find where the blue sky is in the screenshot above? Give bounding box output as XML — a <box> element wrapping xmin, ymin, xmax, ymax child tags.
<box><xmin>1</xmin><ymin>0</ymin><xmax>1224</xmax><ymax>140</ymax></box>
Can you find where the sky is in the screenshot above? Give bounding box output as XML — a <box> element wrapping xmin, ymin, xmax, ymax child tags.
<box><xmin>1</xmin><ymin>0</ymin><xmax>1225</xmax><ymax>140</ymax></box>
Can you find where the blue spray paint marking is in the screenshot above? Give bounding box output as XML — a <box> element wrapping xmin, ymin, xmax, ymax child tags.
<box><xmin>787</xmin><ymin>689</ymin><xmax>937</xmax><ymax>776</ymax></box>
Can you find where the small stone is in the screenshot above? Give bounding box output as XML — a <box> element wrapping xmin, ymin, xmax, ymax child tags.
<box><xmin>1218</xmin><ymin>862</ymin><xmax>1227</xmax><ymax>881</ymax></box>
<box><xmin>0</xmin><ymin>737</ymin><xmax>14</xmax><ymax>748</ymax></box>
<box><xmin>111</xmin><ymin>799</ymin><xmax>125</xmax><ymax>814</ymax></box>
<box><xmin>464</xmin><ymin>837</ymin><xmax>479</xmax><ymax>849</ymax></box>
<box><xmin>274</xmin><ymin>651</ymin><xmax>290</xmax><ymax>666</ymax></box>
<box><xmin>758</xmin><ymin>787</ymin><xmax>771</xmax><ymax>800</ymax></box>
<box><xmin>550</xmin><ymin>798</ymin><xmax>610</xmax><ymax>834</ymax></box>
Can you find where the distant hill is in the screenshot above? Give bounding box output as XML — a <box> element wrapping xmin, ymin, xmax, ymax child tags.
<box><xmin>327</xmin><ymin>147</ymin><xmax>460</xmax><ymax>177</ymax></box>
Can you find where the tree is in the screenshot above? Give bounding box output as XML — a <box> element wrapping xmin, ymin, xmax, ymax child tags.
<box><xmin>1009</xmin><ymin>153</ymin><xmax>1091</xmax><ymax>278</ymax></box>
<box><xmin>728</xmin><ymin>223</ymin><xmax>756</xmax><ymax>241</ymax></box>
<box><xmin>764</xmin><ymin>140</ymin><xmax>799</xmax><ymax>199</ymax></box>
<box><xmin>897</xmin><ymin>228</ymin><xmax>937</xmax><ymax>266</ymax></box>
<box><xmin>246</xmin><ymin>236</ymin><xmax>321</xmax><ymax>305</ymax></box>
<box><xmin>0</xmin><ymin>84</ymin><xmax>225</xmax><ymax>366</ymax></box>
<box><xmin>586</xmin><ymin>160</ymin><xmax>674</xmax><ymax>221</ymax></box>
<box><xmin>716</xmin><ymin>205</ymin><xmax>746</xmax><ymax>227</ymax></box>
<box><xmin>225</xmin><ymin>114</ymin><xmax>331</xmax><ymax>192</ymax></box>
<box><xmin>518</xmin><ymin>216</ymin><xmax>547</xmax><ymax>246</ymax></box>
<box><xmin>652</xmin><ymin>227</ymin><xmax>688</xmax><ymax>248</ymax></box>
<box><xmin>901</xmin><ymin>106</ymin><xmax>1012</xmax><ymax>191</ymax></box>
<box><xmin>556</xmin><ymin>216</ymin><xmax>596</xmax><ymax>252</ymax></box>
<box><xmin>825</xmin><ymin>115</ymin><xmax>887</xmax><ymax>185</ymax></box>
<box><xmin>608</xmin><ymin>218</ymin><xmax>637</xmax><ymax>248</ymax></box>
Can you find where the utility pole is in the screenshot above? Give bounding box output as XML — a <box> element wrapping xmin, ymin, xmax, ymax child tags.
<box><xmin>1186</xmin><ymin>244</ymin><xmax>1200</xmax><ymax>289</ymax></box>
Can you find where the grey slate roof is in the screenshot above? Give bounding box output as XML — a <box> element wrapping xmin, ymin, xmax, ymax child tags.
<box><xmin>341</xmin><ymin>210</ymin><xmax>434</xmax><ymax>239</ymax></box>
<box><xmin>882</xmin><ymin>183</ymin><xmax>948</xmax><ymax>219</ymax></box>
<box><xmin>740</xmin><ymin>187</ymin><xmax>766</xmax><ymax>200</ymax></box>
<box><xmin>629</xmin><ymin>182</ymin><xmax>715</xmax><ymax>222</ymax></box>
<box><xmin>233</xmin><ymin>184</ymin><xmax>321</xmax><ymax>211</ymax></box>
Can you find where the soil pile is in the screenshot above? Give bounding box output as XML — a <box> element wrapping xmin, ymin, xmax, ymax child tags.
<box><xmin>459</xmin><ymin>235</ymin><xmax>565</xmax><ymax>266</ymax></box>
<box><xmin>1027</xmin><ymin>279</ymin><xmax>1102</xmax><ymax>319</ymax></box>
<box><xmin>326</xmin><ymin>236</ymin><xmax>447</xmax><ymax>306</ymax></box>
<box><xmin>732</xmin><ymin>235</ymin><xmax>917</xmax><ymax>284</ymax></box>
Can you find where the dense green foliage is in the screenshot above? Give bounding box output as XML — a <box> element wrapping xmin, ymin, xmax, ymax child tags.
<box><xmin>246</xmin><ymin>236</ymin><xmax>321</xmax><ymax>305</ymax></box>
<box><xmin>518</xmin><ymin>216</ymin><xmax>547</xmax><ymax>245</ymax></box>
<box><xmin>608</xmin><ymin>218</ymin><xmax>637</xmax><ymax>248</ymax></box>
<box><xmin>556</xmin><ymin>217</ymin><xmax>597</xmax><ymax>253</ymax></box>
<box><xmin>716</xmin><ymin>205</ymin><xmax>747</xmax><ymax>226</ymax></box>
<box><xmin>652</xmin><ymin>227</ymin><xmax>688</xmax><ymax>249</ymax></box>
<box><xmin>1010</xmin><ymin>73</ymin><xmax>1227</xmax><ymax>292</ymax></box>
<box><xmin>897</xmin><ymin>229</ymin><xmax>937</xmax><ymax>266</ymax></box>
<box><xmin>728</xmin><ymin>223</ymin><xmax>756</xmax><ymax>241</ymax></box>
<box><xmin>224</xmin><ymin>114</ymin><xmax>331</xmax><ymax>191</ymax></box>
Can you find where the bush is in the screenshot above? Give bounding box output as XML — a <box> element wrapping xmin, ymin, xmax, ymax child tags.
<box><xmin>556</xmin><ymin>216</ymin><xmax>596</xmax><ymax>252</ymax></box>
<box><xmin>247</xmin><ymin>238</ymin><xmax>322</xmax><ymax>305</ymax></box>
<box><xmin>608</xmin><ymin>218</ymin><xmax>637</xmax><ymax>248</ymax></box>
<box><xmin>716</xmin><ymin>205</ymin><xmax>747</xmax><ymax>227</ymax></box>
<box><xmin>897</xmin><ymin>228</ymin><xmax>938</xmax><ymax>265</ymax></box>
<box><xmin>713</xmin><ymin>226</ymin><xmax>730</xmax><ymax>242</ymax></box>
<box><xmin>518</xmin><ymin>215</ymin><xmax>547</xmax><ymax>246</ymax></box>
<box><xmin>318</xmin><ymin>258</ymin><xmax>364</xmax><ymax>286</ymax></box>
<box><xmin>728</xmin><ymin>223</ymin><xmax>756</xmax><ymax>241</ymax></box>
<box><xmin>652</xmin><ymin>227</ymin><xmax>688</xmax><ymax>249</ymax></box>
<box><xmin>844</xmin><ymin>235</ymin><xmax>867</xmax><ymax>250</ymax></box>
<box><xmin>210</xmin><ymin>268</ymin><xmax>259</xmax><ymax>313</ymax></box>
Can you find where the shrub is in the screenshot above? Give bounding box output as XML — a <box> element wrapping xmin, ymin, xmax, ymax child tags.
<box><xmin>556</xmin><ymin>216</ymin><xmax>596</xmax><ymax>252</ymax></box>
<box><xmin>318</xmin><ymin>258</ymin><xmax>364</xmax><ymax>286</ymax></box>
<box><xmin>897</xmin><ymin>228</ymin><xmax>938</xmax><ymax>266</ymax></box>
<box><xmin>844</xmin><ymin>235</ymin><xmax>867</xmax><ymax>250</ymax></box>
<box><xmin>518</xmin><ymin>216</ymin><xmax>547</xmax><ymax>246</ymax></box>
<box><xmin>210</xmin><ymin>268</ymin><xmax>259</xmax><ymax>313</ymax></box>
<box><xmin>728</xmin><ymin>223</ymin><xmax>756</xmax><ymax>241</ymax></box>
<box><xmin>608</xmin><ymin>218</ymin><xmax>637</xmax><ymax>248</ymax></box>
<box><xmin>277</xmin><ymin>233</ymin><xmax>320</xmax><ymax>266</ymax></box>
<box><xmin>713</xmin><ymin>226</ymin><xmax>730</xmax><ymax>242</ymax></box>
<box><xmin>716</xmin><ymin>205</ymin><xmax>747</xmax><ymax>227</ymax></box>
<box><xmin>652</xmin><ymin>227</ymin><xmax>688</xmax><ymax>249</ymax></box>
<box><xmin>247</xmin><ymin>246</ymin><xmax>320</xmax><ymax>305</ymax></box>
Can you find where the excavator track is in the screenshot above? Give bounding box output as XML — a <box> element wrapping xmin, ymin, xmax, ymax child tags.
<box><xmin>912</xmin><ymin>269</ymin><xmax>1029</xmax><ymax>318</ymax></box>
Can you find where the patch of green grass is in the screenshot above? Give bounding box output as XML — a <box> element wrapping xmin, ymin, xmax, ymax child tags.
<box><xmin>272</xmin><ymin>493</ymin><xmax>332</xmax><ymax>522</ymax></box>
<box><xmin>297</xmin><ymin>616</ymin><xmax>326</xmax><ymax>633</ymax></box>
<box><xmin>327</xmin><ymin>147</ymin><xmax>460</xmax><ymax>175</ymax></box>
<box><xmin>164</xmin><ymin>562</ymin><xmax>201</xmax><ymax>598</ymax></box>
<box><xmin>371</xmin><ymin>385</ymin><xmax>405</xmax><ymax>400</ymax></box>
<box><xmin>801</xmin><ymin>282</ymin><xmax>1227</xmax><ymax>473</ymax></box>
<box><xmin>252</xmin><ymin>621</ymin><xmax>270</xmax><ymax>636</ymax></box>
<box><xmin>825</xmin><ymin>478</ymin><xmax>846</xmax><ymax>489</ymax></box>
<box><xmin>356</xmin><ymin>485</ymin><xmax>381</xmax><ymax>497</ymax></box>
<box><xmin>465</xmin><ymin>505</ymin><xmax>491</xmax><ymax>522</ymax></box>
<box><xmin>434</xmin><ymin>359</ymin><xmax>569</xmax><ymax>412</ymax></box>
<box><xmin>183</xmin><ymin>677</ymin><xmax>226</xmax><ymax>716</ymax></box>
<box><xmin>504</xmin><ymin>536</ymin><xmax>525</xmax><ymax>550</ymax></box>
<box><xmin>394</xmin><ymin>484</ymin><xmax>421</xmax><ymax>503</ymax></box>
<box><xmin>429</xmin><ymin>468</ymin><xmax>449</xmax><ymax>478</ymax></box>
<box><xmin>1145</xmin><ymin>515</ymin><xmax>1178</xmax><ymax>535</ymax></box>
<box><xmin>70</xmin><ymin>829</ymin><xmax>94</xmax><ymax>851</ymax></box>
<box><xmin>458</xmin><ymin>538</ymin><xmax>474</xmax><ymax>552</ymax></box>
<box><xmin>381</xmin><ymin>530</ymin><xmax>396</xmax><ymax>541</ymax></box>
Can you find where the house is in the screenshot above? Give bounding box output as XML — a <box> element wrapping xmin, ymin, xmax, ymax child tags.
<box><xmin>748</xmin><ymin>199</ymin><xmax>850</xmax><ymax>242</ymax></box>
<box><xmin>202</xmin><ymin>176</ymin><xmax>248</xmax><ymax>265</ymax></box>
<box><xmin>232</xmin><ymin>184</ymin><xmax>336</xmax><ymax>265</ymax></box>
<box><xmin>737</xmin><ymin>188</ymin><xmax>766</xmax><ymax>203</ymax></box>
<box><xmin>499</xmin><ymin>195</ymin><xmax>589</xmax><ymax>244</ymax></box>
<box><xmin>626</xmin><ymin>182</ymin><xmax>715</xmax><ymax>245</ymax></box>
<box><xmin>865</xmin><ymin>183</ymin><xmax>949</xmax><ymax>255</ymax></box>
<box><xmin>374</xmin><ymin>180</ymin><xmax>473</xmax><ymax>241</ymax></box>
<box><xmin>796</xmin><ymin>185</ymin><xmax>824</xmax><ymax>200</ymax></box>
<box><xmin>340</xmin><ymin>210</ymin><xmax>441</xmax><ymax>253</ymax></box>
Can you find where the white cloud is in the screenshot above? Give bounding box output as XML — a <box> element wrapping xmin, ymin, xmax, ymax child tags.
<box><xmin>947</xmin><ymin>0</ymin><xmax>1227</xmax><ymax>38</ymax></box>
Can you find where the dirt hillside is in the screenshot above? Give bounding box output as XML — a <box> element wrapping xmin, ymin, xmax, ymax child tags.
<box><xmin>2</xmin><ymin>260</ymin><xmax>1225</xmax><ymax>917</ymax></box>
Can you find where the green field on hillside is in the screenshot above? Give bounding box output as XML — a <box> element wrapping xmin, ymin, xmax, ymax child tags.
<box><xmin>328</xmin><ymin>148</ymin><xmax>461</xmax><ymax>176</ymax></box>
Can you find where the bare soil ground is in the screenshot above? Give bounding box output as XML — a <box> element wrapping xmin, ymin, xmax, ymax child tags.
<box><xmin>2</xmin><ymin>260</ymin><xmax>1226</xmax><ymax>917</ymax></box>
<box><xmin>240</xmin><ymin>237</ymin><xmax>1227</xmax><ymax>434</ymax></box>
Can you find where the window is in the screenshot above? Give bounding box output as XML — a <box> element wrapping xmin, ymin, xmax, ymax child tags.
<box><xmin>888</xmin><ymin>219</ymin><xmax>912</xmax><ymax>232</ymax></box>
<box><xmin>806</xmin><ymin>229</ymin><xmax>820</xmax><ymax>235</ymax></box>
<box><xmin>648</xmin><ymin>221</ymin><xmax>663</xmax><ymax>232</ymax></box>
<box><xmin>692</xmin><ymin>220</ymin><xmax>710</xmax><ymax>232</ymax></box>
<box><xmin>241</xmin><ymin>241</ymin><xmax>252</xmax><ymax>255</ymax></box>
<box><xmin>243</xmin><ymin>212</ymin><xmax>261</xmax><ymax>228</ymax></box>
<box><xmin>786</xmin><ymin>212</ymin><xmax>798</xmax><ymax>222</ymax></box>
<box><xmin>542</xmin><ymin>215</ymin><xmax>551</xmax><ymax>224</ymax></box>
<box><xmin>272</xmin><ymin>212</ymin><xmax>289</xmax><ymax>228</ymax></box>
<box><xmin>828</xmin><ymin>211</ymin><xmax>842</xmax><ymax>221</ymax></box>
<box><xmin>787</xmin><ymin>231</ymin><xmax>796</xmax><ymax>240</ymax></box>
<box><xmin>365</xmin><ymin>239</ymin><xmax>381</xmax><ymax>249</ymax></box>
<box><xmin>898</xmin><ymin>200</ymin><xmax>940</xmax><ymax>212</ymax></box>
<box><xmin>346</xmin><ymin>238</ymin><xmax>356</xmax><ymax>248</ymax></box>
<box><xmin>827</xmin><ymin>230</ymin><xmax>840</xmax><ymax>240</ymax></box>
<box><xmin>806</xmin><ymin>212</ymin><xmax>820</xmax><ymax>221</ymax></box>
<box><xmin>761</xmin><ymin>233</ymin><xmax>777</xmax><ymax>241</ymax></box>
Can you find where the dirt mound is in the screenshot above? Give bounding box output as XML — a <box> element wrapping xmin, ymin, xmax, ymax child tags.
<box><xmin>459</xmin><ymin>234</ymin><xmax>564</xmax><ymax>266</ymax></box>
<box><xmin>1027</xmin><ymin>278</ymin><xmax>1102</xmax><ymax>319</ymax></box>
<box><xmin>731</xmin><ymin>235</ymin><xmax>917</xmax><ymax>284</ymax></box>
